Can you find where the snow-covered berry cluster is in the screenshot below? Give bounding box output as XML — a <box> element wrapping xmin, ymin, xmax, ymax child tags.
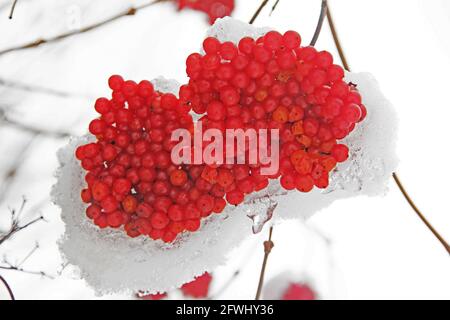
<box><xmin>75</xmin><ymin>30</ymin><xmax>366</xmax><ymax>243</ymax></box>
<box><xmin>183</xmin><ymin>31</ymin><xmax>366</xmax><ymax>192</ymax></box>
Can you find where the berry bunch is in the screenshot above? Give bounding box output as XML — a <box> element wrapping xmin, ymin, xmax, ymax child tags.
<box><xmin>183</xmin><ymin>31</ymin><xmax>366</xmax><ymax>193</ymax></box>
<box><xmin>76</xmin><ymin>76</ymin><xmax>221</xmax><ymax>243</ymax></box>
<box><xmin>177</xmin><ymin>0</ymin><xmax>234</xmax><ymax>24</ymax></box>
<box><xmin>76</xmin><ymin>30</ymin><xmax>366</xmax><ymax>243</ymax></box>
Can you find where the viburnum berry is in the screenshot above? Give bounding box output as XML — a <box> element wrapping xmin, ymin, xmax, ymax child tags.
<box><xmin>77</xmin><ymin>28</ymin><xmax>366</xmax><ymax>243</ymax></box>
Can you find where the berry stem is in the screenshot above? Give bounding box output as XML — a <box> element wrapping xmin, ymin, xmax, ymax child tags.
<box><xmin>0</xmin><ymin>0</ymin><xmax>169</xmax><ymax>56</ymax></box>
<box><xmin>393</xmin><ymin>174</ymin><xmax>450</xmax><ymax>255</ymax></box>
<box><xmin>0</xmin><ymin>275</ymin><xmax>15</xmax><ymax>300</ymax></box>
<box><xmin>8</xmin><ymin>0</ymin><xmax>18</xmax><ymax>19</ymax></box>
<box><xmin>255</xmin><ymin>226</ymin><xmax>274</xmax><ymax>300</ymax></box>
<box><xmin>249</xmin><ymin>0</ymin><xmax>270</xmax><ymax>24</ymax></box>
<box><xmin>325</xmin><ymin>4</ymin><xmax>350</xmax><ymax>71</ymax></box>
<box><xmin>309</xmin><ymin>0</ymin><xmax>328</xmax><ymax>46</ymax></box>
<box><xmin>326</xmin><ymin>2</ymin><xmax>450</xmax><ymax>255</ymax></box>
<box><xmin>269</xmin><ymin>0</ymin><xmax>281</xmax><ymax>16</ymax></box>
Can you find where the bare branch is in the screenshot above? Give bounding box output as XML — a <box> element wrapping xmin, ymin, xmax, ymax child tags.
<box><xmin>0</xmin><ymin>136</ymin><xmax>38</xmax><ymax>206</ymax></box>
<box><xmin>8</xmin><ymin>0</ymin><xmax>18</xmax><ymax>19</ymax></box>
<box><xmin>0</xmin><ymin>275</ymin><xmax>15</xmax><ymax>300</ymax></box>
<box><xmin>255</xmin><ymin>226</ymin><xmax>274</xmax><ymax>300</ymax></box>
<box><xmin>0</xmin><ymin>110</ymin><xmax>72</xmax><ymax>138</ymax></box>
<box><xmin>0</xmin><ymin>77</ymin><xmax>94</xmax><ymax>100</ymax></box>
<box><xmin>0</xmin><ymin>0</ymin><xmax>169</xmax><ymax>56</ymax></box>
<box><xmin>0</xmin><ymin>198</ymin><xmax>45</xmax><ymax>245</ymax></box>
<box><xmin>269</xmin><ymin>0</ymin><xmax>280</xmax><ymax>16</ymax></box>
<box><xmin>326</xmin><ymin>4</ymin><xmax>449</xmax><ymax>255</ymax></box>
<box><xmin>310</xmin><ymin>0</ymin><xmax>328</xmax><ymax>46</ymax></box>
<box><xmin>393</xmin><ymin>174</ymin><xmax>450</xmax><ymax>255</ymax></box>
<box><xmin>249</xmin><ymin>0</ymin><xmax>270</xmax><ymax>25</ymax></box>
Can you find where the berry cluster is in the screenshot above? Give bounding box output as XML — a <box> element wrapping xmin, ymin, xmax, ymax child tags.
<box><xmin>177</xmin><ymin>0</ymin><xmax>234</xmax><ymax>24</ymax></box>
<box><xmin>183</xmin><ymin>31</ymin><xmax>366</xmax><ymax>193</ymax></box>
<box><xmin>76</xmin><ymin>30</ymin><xmax>366</xmax><ymax>243</ymax></box>
<box><xmin>76</xmin><ymin>76</ymin><xmax>219</xmax><ymax>243</ymax></box>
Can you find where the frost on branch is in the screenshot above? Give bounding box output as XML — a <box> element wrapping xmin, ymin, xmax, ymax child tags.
<box><xmin>52</xmin><ymin>18</ymin><xmax>398</xmax><ymax>295</ymax></box>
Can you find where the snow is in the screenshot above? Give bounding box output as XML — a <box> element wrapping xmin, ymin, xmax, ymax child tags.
<box><xmin>52</xmin><ymin>17</ymin><xmax>398</xmax><ymax>295</ymax></box>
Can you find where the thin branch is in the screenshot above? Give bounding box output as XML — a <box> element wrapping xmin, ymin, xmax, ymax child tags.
<box><xmin>255</xmin><ymin>226</ymin><xmax>274</xmax><ymax>300</ymax></box>
<box><xmin>0</xmin><ymin>0</ymin><xmax>169</xmax><ymax>56</ymax></box>
<box><xmin>393</xmin><ymin>173</ymin><xmax>450</xmax><ymax>255</ymax></box>
<box><xmin>0</xmin><ymin>199</ymin><xmax>45</xmax><ymax>246</ymax></box>
<box><xmin>326</xmin><ymin>4</ymin><xmax>350</xmax><ymax>70</ymax></box>
<box><xmin>310</xmin><ymin>0</ymin><xmax>328</xmax><ymax>46</ymax></box>
<box><xmin>0</xmin><ymin>77</ymin><xmax>94</xmax><ymax>99</ymax></box>
<box><xmin>269</xmin><ymin>0</ymin><xmax>280</xmax><ymax>16</ymax></box>
<box><xmin>8</xmin><ymin>0</ymin><xmax>18</xmax><ymax>19</ymax></box>
<box><xmin>249</xmin><ymin>0</ymin><xmax>270</xmax><ymax>25</ymax></box>
<box><xmin>0</xmin><ymin>111</ymin><xmax>72</xmax><ymax>138</ymax></box>
<box><xmin>0</xmin><ymin>244</ymin><xmax>54</xmax><ymax>278</ymax></box>
<box><xmin>0</xmin><ymin>275</ymin><xmax>15</xmax><ymax>300</ymax></box>
<box><xmin>0</xmin><ymin>136</ymin><xmax>38</xmax><ymax>206</ymax></box>
<box><xmin>326</xmin><ymin>4</ymin><xmax>449</xmax><ymax>255</ymax></box>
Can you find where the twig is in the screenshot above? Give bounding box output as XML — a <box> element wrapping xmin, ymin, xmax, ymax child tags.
<box><xmin>0</xmin><ymin>275</ymin><xmax>15</xmax><ymax>300</ymax></box>
<box><xmin>310</xmin><ymin>0</ymin><xmax>328</xmax><ymax>46</ymax></box>
<box><xmin>0</xmin><ymin>0</ymin><xmax>169</xmax><ymax>56</ymax></box>
<box><xmin>8</xmin><ymin>0</ymin><xmax>18</xmax><ymax>19</ymax></box>
<box><xmin>249</xmin><ymin>0</ymin><xmax>270</xmax><ymax>25</ymax></box>
<box><xmin>393</xmin><ymin>173</ymin><xmax>450</xmax><ymax>255</ymax></box>
<box><xmin>0</xmin><ymin>199</ymin><xmax>45</xmax><ymax>245</ymax></box>
<box><xmin>255</xmin><ymin>226</ymin><xmax>274</xmax><ymax>300</ymax></box>
<box><xmin>326</xmin><ymin>3</ymin><xmax>449</xmax><ymax>255</ymax></box>
<box><xmin>269</xmin><ymin>0</ymin><xmax>280</xmax><ymax>16</ymax></box>
<box><xmin>325</xmin><ymin>4</ymin><xmax>350</xmax><ymax>70</ymax></box>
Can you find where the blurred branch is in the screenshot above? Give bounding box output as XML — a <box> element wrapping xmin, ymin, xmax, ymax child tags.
<box><xmin>8</xmin><ymin>0</ymin><xmax>18</xmax><ymax>19</ymax></box>
<box><xmin>0</xmin><ymin>109</ymin><xmax>73</xmax><ymax>138</ymax></box>
<box><xmin>0</xmin><ymin>77</ymin><xmax>94</xmax><ymax>99</ymax></box>
<box><xmin>0</xmin><ymin>275</ymin><xmax>14</xmax><ymax>300</ymax></box>
<box><xmin>0</xmin><ymin>0</ymin><xmax>169</xmax><ymax>56</ymax></box>
<box><xmin>326</xmin><ymin>3</ymin><xmax>449</xmax><ymax>255</ymax></box>
<box><xmin>255</xmin><ymin>226</ymin><xmax>274</xmax><ymax>300</ymax></box>
<box><xmin>310</xmin><ymin>0</ymin><xmax>327</xmax><ymax>46</ymax></box>
<box><xmin>0</xmin><ymin>136</ymin><xmax>37</xmax><ymax>206</ymax></box>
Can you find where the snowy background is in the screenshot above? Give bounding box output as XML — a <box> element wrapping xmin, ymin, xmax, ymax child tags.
<box><xmin>0</xmin><ymin>0</ymin><xmax>449</xmax><ymax>300</ymax></box>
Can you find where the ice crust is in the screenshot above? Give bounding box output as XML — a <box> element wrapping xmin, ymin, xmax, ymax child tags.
<box><xmin>52</xmin><ymin>18</ymin><xmax>398</xmax><ymax>295</ymax></box>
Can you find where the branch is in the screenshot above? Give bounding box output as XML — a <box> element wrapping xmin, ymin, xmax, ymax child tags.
<box><xmin>0</xmin><ymin>199</ymin><xmax>45</xmax><ymax>245</ymax></box>
<box><xmin>249</xmin><ymin>0</ymin><xmax>270</xmax><ymax>25</ymax></box>
<box><xmin>8</xmin><ymin>0</ymin><xmax>18</xmax><ymax>19</ymax></box>
<box><xmin>310</xmin><ymin>0</ymin><xmax>328</xmax><ymax>46</ymax></box>
<box><xmin>269</xmin><ymin>0</ymin><xmax>280</xmax><ymax>16</ymax></box>
<box><xmin>0</xmin><ymin>275</ymin><xmax>15</xmax><ymax>300</ymax></box>
<box><xmin>0</xmin><ymin>110</ymin><xmax>72</xmax><ymax>138</ymax></box>
<box><xmin>393</xmin><ymin>174</ymin><xmax>450</xmax><ymax>255</ymax></box>
<box><xmin>326</xmin><ymin>3</ymin><xmax>449</xmax><ymax>255</ymax></box>
<box><xmin>0</xmin><ymin>0</ymin><xmax>169</xmax><ymax>56</ymax></box>
<box><xmin>255</xmin><ymin>226</ymin><xmax>274</xmax><ymax>300</ymax></box>
<box><xmin>0</xmin><ymin>77</ymin><xmax>94</xmax><ymax>99</ymax></box>
<box><xmin>0</xmin><ymin>136</ymin><xmax>37</xmax><ymax>206</ymax></box>
<box><xmin>325</xmin><ymin>4</ymin><xmax>350</xmax><ymax>70</ymax></box>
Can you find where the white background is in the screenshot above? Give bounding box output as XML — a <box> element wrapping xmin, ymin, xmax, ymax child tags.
<box><xmin>0</xmin><ymin>0</ymin><xmax>449</xmax><ymax>300</ymax></box>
